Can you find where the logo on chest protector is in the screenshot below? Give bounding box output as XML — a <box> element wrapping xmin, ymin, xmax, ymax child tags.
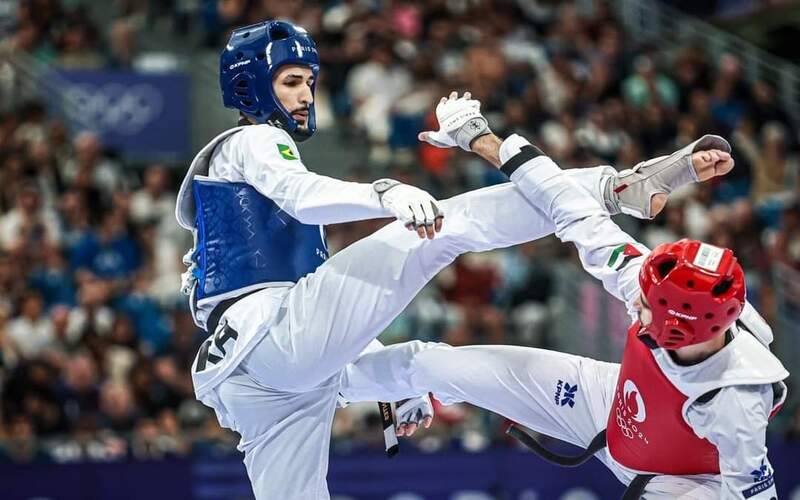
<box><xmin>614</xmin><ymin>379</ymin><xmax>649</xmax><ymax>444</ymax></box>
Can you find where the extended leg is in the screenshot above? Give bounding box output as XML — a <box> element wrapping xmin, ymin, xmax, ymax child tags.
<box><xmin>340</xmin><ymin>341</ymin><xmax>619</xmax><ymax>449</ymax></box>
<box><xmin>243</xmin><ymin>182</ymin><xmax>558</xmax><ymax>391</ymax></box>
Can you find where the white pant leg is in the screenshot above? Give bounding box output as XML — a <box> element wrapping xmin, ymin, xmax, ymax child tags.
<box><xmin>342</xmin><ymin>342</ymin><xmax>619</xmax><ymax>449</ymax></box>
<box><xmin>563</xmin><ymin>165</ymin><xmax>610</xmax><ymax>209</ymax></box>
<box><xmin>214</xmin><ymin>367</ymin><xmax>340</xmax><ymax>500</ymax></box>
<box><xmin>339</xmin><ymin>340</ymin><xmax>441</xmax><ymax>403</ymax></box>
<box><xmin>641</xmin><ymin>476</ymin><xmax>722</xmax><ymax>499</ymax></box>
<box><xmin>244</xmin><ymin>183</ymin><xmax>556</xmax><ymax>391</ymax></box>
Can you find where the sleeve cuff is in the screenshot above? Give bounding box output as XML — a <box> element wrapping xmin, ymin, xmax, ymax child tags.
<box><xmin>499</xmin><ymin>134</ymin><xmax>546</xmax><ymax>178</ymax></box>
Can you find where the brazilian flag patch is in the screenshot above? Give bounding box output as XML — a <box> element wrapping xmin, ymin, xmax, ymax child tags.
<box><xmin>277</xmin><ymin>143</ymin><xmax>298</xmax><ymax>160</ymax></box>
<box><xmin>607</xmin><ymin>243</ymin><xmax>643</xmax><ymax>270</ymax></box>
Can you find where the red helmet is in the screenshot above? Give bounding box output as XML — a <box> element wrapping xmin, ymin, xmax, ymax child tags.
<box><xmin>638</xmin><ymin>239</ymin><xmax>745</xmax><ymax>349</ymax></box>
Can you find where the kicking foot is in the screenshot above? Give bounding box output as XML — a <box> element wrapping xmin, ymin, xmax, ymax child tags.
<box><xmin>649</xmin><ymin>147</ymin><xmax>734</xmax><ymax>216</ymax></box>
<box><xmin>604</xmin><ymin>135</ymin><xmax>733</xmax><ymax>219</ymax></box>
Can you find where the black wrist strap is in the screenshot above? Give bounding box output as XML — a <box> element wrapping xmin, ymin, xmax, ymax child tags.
<box><xmin>500</xmin><ymin>144</ymin><xmax>545</xmax><ymax>178</ymax></box>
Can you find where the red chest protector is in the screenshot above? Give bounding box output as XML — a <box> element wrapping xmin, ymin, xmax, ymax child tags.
<box><xmin>606</xmin><ymin>322</ymin><xmax>720</xmax><ymax>475</ymax></box>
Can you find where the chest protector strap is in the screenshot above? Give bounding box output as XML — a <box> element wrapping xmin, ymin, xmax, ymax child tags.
<box><xmin>507</xmin><ymin>424</ymin><xmax>606</xmax><ymax>467</ymax></box>
<box><xmin>507</xmin><ymin>425</ymin><xmax>652</xmax><ymax>499</ymax></box>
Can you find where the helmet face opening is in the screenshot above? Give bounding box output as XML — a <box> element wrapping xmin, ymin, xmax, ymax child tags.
<box><xmin>220</xmin><ymin>21</ymin><xmax>320</xmax><ymax>141</ymax></box>
<box><xmin>654</xmin><ymin>255</ymin><xmax>677</xmax><ymax>280</ymax></box>
<box><xmin>638</xmin><ymin>239</ymin><xmax>745</xmax><ymax>349</ymax></box>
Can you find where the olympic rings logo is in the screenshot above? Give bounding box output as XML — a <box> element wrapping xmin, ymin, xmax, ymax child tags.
<box><xmin>615</xmin><ymin>406</ymin><xmax>635</xmax><ymax>439</ymax></box>
<box><xmin>614</xmin><ymin>388</ymin><xmax>649</xmax><ymax>444</ymax></box>
<box><xmin>62</xmin><ymin>83</ymin><xmax>164</xmax><ymax>135</ymax></box>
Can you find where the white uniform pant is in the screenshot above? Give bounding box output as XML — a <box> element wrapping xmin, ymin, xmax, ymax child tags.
<box><xmin>341</xmin><ymin>344</ymin><xmax>725</xmax><ymax>499</ymax></box>
<box><xmin>213</xmin><ymin>183</ymin><xmax>557</xmax><ymax>499</ymax></box>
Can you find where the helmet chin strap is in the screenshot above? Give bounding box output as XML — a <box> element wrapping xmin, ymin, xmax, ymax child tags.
<box><xmin>290</xmin><ymin>125</ymin><xmax>313</xmax><ymax>142</ymax></box>
<box><xmin>263</xmin><ymin>110</ymin><xmax>312</xmax><ymax>141</ymax></box>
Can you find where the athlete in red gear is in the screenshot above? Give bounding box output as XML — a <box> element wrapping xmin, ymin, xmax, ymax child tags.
<box><xmin>341</xmin><ymin>93</ymin><xmax>789</xmax><ymax>499</ymax></box>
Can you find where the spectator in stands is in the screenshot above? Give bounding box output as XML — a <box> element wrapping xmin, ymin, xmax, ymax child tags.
<box><xmin>7</xmin><ymin>291</ymin><xmax>54</xmax><ymax>359</ymax></box>
<box><xmin>29</xmin><ymin>245</ymin><xmax>76</xmax><ymax>307</ymax></box>
<box><xmin>770</xmin><ymin>202</ymin><xmax>800</xmax><ymax>270</ymax></box>
<box><xmin>57</xmin><ymin>351</ymin><xmax>101</xmax><ymax>431</ymax></box>
<box><xmin>97</xmin><ymin>381</ymin><xmax>139</xmax><ymax>434</ymax></box>
<box><xmin>347</xmin><ymin>41</ymin><xmax>412</xmax><ymax>146</ymax></box>
<box><xmin>737</xmin><ymin>121</ymin><xmax>799</xmax><ymax>206</ymax></box>
<box><xmin>130</xmin><ymin>165</ymin><xmax>186</xmax><ymax>305</ymax></box>
<box><xmin>56</xmin><ymin>10</ymin><xmax>103</xmax><ymax>69</ymax></box>
<box><xmin>66</xmin><ymin>274</ymin><xmax>115</xmax><ymax>341</ymax></box>
<box><xmin>506</xmin><ymin>241</ymin><xmax>556</xmax><ymax>347</ymax></box>
<box><xmin>0</xmin><ymin>301</ymin><xmax>15</xmax><ymax>373</ymax></box>
<box><xmin>439</xmin><ymin>254</ymin><xmax>506</xmax><ymax>345</ymax></box>
<box><xmin>710</xmin><ymin>53</ymin><xmax>750</xmax><ymax>134</ymax></box>
<box><xmin>0</xmin><ymin>416</ymin><xmax>44</xmax><ymax>463</ymax></box>
<box><xmin>63</xmin><ymin>132</ymin><xmax>126</xmax><ymax>198</ymax></box>
<box><xmin>0</xmin><ymin>182</ymin><xmax>61</xmax><ymax>254</ymax></box>
<box><xmin>622</xmin><ymin>55</ymin><xmax>679</xmax><ymax>110</ymax></box>
<box><xmin>0</xmin><ymin>251</ymin><xmax>24</xmax><ymax>315</ymax></box>
<box><xmin>69</xmin><ymin>209</ymin><xmax>140</xmax><ymax>280</ymax></box>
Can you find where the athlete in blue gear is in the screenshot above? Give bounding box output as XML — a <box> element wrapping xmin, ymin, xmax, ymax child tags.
<box><xmin>176</xmin><ymin>21</ymin><xmax>562</xmax><ymax>499</ymax></box>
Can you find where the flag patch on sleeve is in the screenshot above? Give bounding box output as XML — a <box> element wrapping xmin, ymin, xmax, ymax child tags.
<box><xmin>277</xmin><ymin>144</ymin><xmax>298</xmax><ymax>160</ymax></box>
<box><xmin>607</xmin><ymin>243</ymin><xmax>643</xmax><ymax>270</ymax></box>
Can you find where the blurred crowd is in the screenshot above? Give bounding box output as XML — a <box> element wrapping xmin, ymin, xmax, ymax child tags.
<box><xmin>0</xmin><ymin>0</ymin><xmax>799</xmax><ymax>464</ymax></box>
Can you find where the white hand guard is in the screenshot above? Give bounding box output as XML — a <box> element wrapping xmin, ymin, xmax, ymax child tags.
<box><xmin>180</xmin><ymin>248</ymin><xmax>198</xmax><ymax>296</ymax></box>
<box><xmin>373</xmin><ymin>179</ymin><xmax>444</xmax><ymax>230</ymax></box>
<box><xmin>419</xmin><ymin>92</ymin><xmax>491</xmax><ymax>151</ymax></box>
<box><xmin>395</xmin><ymin>395</ymin><xmax>434</xmax><ymax>428</ymax></box>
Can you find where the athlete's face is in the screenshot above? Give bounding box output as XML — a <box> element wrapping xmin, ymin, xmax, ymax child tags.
<box><xmin>633</xmin><ymin>293</ymin><xmax>653</xmax><ymax>327</ymax></box>
<box><xmin>272</xmin><ymin>64</ymin><xmax>314</xmax><ymax>132</ymax></box>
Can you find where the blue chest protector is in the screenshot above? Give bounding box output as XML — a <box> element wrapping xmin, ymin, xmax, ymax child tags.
<box><xmin>191</xmin><ymin>177</ymin><xmax>328</xmax><ymax>301</ymax></box>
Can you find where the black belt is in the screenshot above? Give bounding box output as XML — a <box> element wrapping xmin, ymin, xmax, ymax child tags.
<box><xmin>205</xmin><ymin>290</ymin><xmax>260</xmax><ymax>334</ymax></box>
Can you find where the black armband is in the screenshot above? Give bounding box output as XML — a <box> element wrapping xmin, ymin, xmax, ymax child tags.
<box><xmin>500</xmin><ymin>144</ymin><xmax>546</xmax><ymax>178</ymax></box>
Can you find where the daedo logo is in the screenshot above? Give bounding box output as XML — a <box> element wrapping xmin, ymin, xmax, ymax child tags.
<box><xmin>668</xmin><ymin>309</ymin><xmax>698</xmax><ymax>321</ymax></box>
<box><xmin>229</xmin><ymin>59</ymin><xmax>251</xmax><ymax>70</ymax></box>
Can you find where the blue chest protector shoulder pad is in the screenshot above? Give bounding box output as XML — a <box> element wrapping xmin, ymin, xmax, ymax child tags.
<box><xmin>192</xmin><ymin>177</ymin><xmax>328</xmax><ymax>301</ymax></box>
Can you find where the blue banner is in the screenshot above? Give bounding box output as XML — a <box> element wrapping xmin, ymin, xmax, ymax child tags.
<box><xmin>49</xmin><ymin>70</ymin><xmax>190</xmax><ymax>160</ymax></box>
<box><xmin>3</xmin><ymin>445</ymin><xmax>800</xmax><ymax>499</ymax></box>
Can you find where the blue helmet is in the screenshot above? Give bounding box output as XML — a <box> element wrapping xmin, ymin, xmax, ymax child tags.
<box><xmin>220</xmin><ymin>21</ymin><xmax>320</xmax><ymax>141</ymax></box>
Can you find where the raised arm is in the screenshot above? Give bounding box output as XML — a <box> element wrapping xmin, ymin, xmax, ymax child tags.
<box><xmin>238</xmin><ymin>125</ymin><xmax>444</xmax><ymax>238</ymax></box>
